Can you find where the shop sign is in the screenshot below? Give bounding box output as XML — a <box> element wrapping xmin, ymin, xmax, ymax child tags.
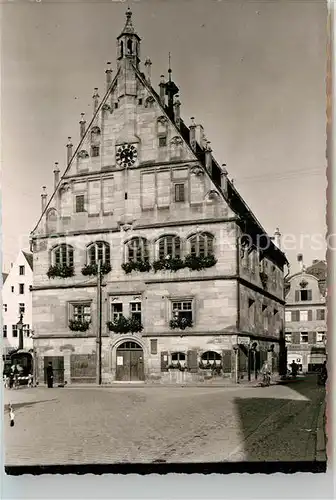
<box><xmin>237</xmin><ymin>336</ymin><xmax>250</xmax><ymax>345</ymax></box>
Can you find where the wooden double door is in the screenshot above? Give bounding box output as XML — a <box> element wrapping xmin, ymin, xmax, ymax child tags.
<box><xmin>116</xmin><ymin>341</ymin><xmax>144</xmax><ymax>381</ymax></box>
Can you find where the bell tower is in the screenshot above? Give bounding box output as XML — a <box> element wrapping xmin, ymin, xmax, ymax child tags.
<box><xmin>117</xmin><ymin>7</ymin><xmax>141</xmax><ymax>69</ymax></box>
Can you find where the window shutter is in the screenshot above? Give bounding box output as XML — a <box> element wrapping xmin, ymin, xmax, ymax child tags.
<box><xmin>221</xmin><ymin>350</ymin><xmax>232</xmax><ymax>374</ymax></box>
<box><xmin>307</xmin><ymin>290</ymin><xmax>312</xmax><ymax>301</ymax></box>
<box><xmin>295</xmin><ymin>290</ymin><xmax>300</xmax><ymax>302</ymax></box>
<box><xmin>308</xmin><ymin>331</ymin><xmax>316</xmax><ymax>344</ymax></box>
<box><xmin>292</xmin><ymin>332</ymin><xmax>300</xmax><ymax>344</ymax></box>
<box><xmin>187</xmin><ymin>350</ymin><xmax>198</xmax><ymax>372</ymax></box>
<box><xmin>308</xmin><ymin>310</ymin><xmax>313</xmax><ymax>321</ymax></box>
<box><xmin>160</xmin><ymin>351</ymin><xmax>169</xmax><ymax>372</ymax></box>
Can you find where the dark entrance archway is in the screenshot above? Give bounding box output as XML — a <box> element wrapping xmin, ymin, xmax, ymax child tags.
<box><xmin>116</xmin><ymin>341</ymin><xmax>144</xmax><ymax>381</ymax></box>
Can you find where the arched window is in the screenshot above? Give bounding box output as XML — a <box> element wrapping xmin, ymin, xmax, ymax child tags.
<box><xmin>127</xmin><ymin>39</ymin><xmax>133</xmax><ymax>54</ymax></box>
<box><xmin>158</xmin><ymin>235</ymin><xmax>181</xmax><ymax>260</ymax></box>
<box><xmin>189</xmin><ymin>232</ymin><xmax>214</xmax><ymax>257</ymax></box>
<box><xmin>120</xmin><ymin>41</ymin><xmax>124</xmax><ymax>58</ymax></box>
<box><xmin>87</xmin><ymin>241</ymin><xmax>110</xmax><ymax>266</ymax></box>
<box><xmin>52</xmin><ymin>244</ymin><xmax>74</xmax><ymax>268</ymax></box>
<box><xmin>126</xmin><ymin>237</ymin><xmax>149</xmax><ymax>262</ymax></box>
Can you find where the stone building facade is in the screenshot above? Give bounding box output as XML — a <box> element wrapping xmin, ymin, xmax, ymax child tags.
<box><xmin>30</xmin><ymin>9</ymin><xmax>288</xmax><ymax>385</ymax></box>
<box><xmin>285</xmin><ymin>259</ymin><xmax>327</xmax><ymax>373</ymax></box>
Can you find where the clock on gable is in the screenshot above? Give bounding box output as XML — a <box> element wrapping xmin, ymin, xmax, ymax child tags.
<box><xmin>116</xmin><ymin>143</ymin><xmax>138</xmax><ymax>167</ymax></box>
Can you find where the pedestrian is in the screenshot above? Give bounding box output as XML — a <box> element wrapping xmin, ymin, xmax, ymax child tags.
<box><xmin>318</xmin><ymin>360</ymin><xmax>327</xmax><ymax>386</ymax></box>
<box><xmin>27</xmin><ymin>373</ymin><xmax>33</xmax><ymax>388</ymax></box>
<box><xmin>9</xmin><ymin>404</ymin><xmax>15</xmax><ymax>427</ymax></box>
<box><xmin>261</xmin><ymin>361</ymin><xmax>271</xmax><ymax>386</ymax></box>
<box><xmin>290</xmin><ymin>360</ymin><xmax>298</xmax><ymax>378</ymax></box>
<box><xmin>46</xmin><ymin>362</ymin><xmax>54</xmax><ymax>388</ymax></box>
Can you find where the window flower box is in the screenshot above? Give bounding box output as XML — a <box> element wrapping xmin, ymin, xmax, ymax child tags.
<box><xmin>184</xmin><ymin>254</ymin><xmax>217</xmax><ymax>271</ymax></box>
<box><xmin>68</xmin><ymin>320</ymin><xmax>90</xmax><ymax>332</ymax></box>
<box><xmin>121</xmin><ymin>260</ymin><xmax>151</xmax><ymax>274</ymax></box>
<box><xmin>47</xmin><ymin>265</ymin><xmax>74</xmax><ymax>279</ymax></box>
<box><xmin>153</xmin><ymin>257</ymin><xmax>185</xmax><ymax>273</ymax></box>
<box><xmin>168</xmin><ymin>362</ymin><xmax>186</xmax><ymax>372</ymax></box>
<box><xmin>169</xmin><ymin>316</ymin><xmax>193</xmax><ymax>330</ymax></box>
<box><xmin>106</xmin><ymin>315</ymin><xmax>143</xmax><ymax>334</ymax></box>
<box><xmin>81</xmin><ymin>263</ymin><xmax>111</xmax><ymax>276</ymax></box>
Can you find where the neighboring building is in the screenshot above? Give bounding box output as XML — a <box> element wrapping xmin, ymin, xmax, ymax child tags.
<box><xmin>284</xmin><ymin>257</ymin><xmax>327</xmax><ymax>373</ymax></box>
<box><xmin>2</xmin><ymin>251</ymin><xmax>34</xmax><ymax>354</ymax></box>
<box><xmin>30</xmin><ymin>9</ymin><xmax>288</xmax><ymax>385</ymax></box>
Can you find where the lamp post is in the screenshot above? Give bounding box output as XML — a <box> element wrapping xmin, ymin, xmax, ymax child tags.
<box><xmin>17</xmin><ymin>313</ymin><xmax>24</xmax><ymax>351</ymax></box>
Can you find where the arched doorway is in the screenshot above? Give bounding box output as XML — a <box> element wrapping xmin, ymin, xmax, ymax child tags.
<box><xmin>116</xmin><ymin>341</ymin><xmax>144</xmax><ymax>381</ymax></box>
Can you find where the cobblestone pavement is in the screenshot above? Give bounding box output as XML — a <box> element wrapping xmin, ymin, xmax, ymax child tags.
<box><xmin>3</xmin><ymin>376</ymin><xmax>325</xmax><ymax>465</ymax></box>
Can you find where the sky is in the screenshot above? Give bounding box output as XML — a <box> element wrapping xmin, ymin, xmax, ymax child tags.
<box><xmin>1</xmin><ymin>0</ymin><xmax>327</xmax><ymax>274</ymax></box>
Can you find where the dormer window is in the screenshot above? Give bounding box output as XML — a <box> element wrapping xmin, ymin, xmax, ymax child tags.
<box><xmin>295</xmin><ymin>289</ymin><xmax>312</xmax><ymax>301</ymax></box>
<box><xmin>159</xmin><ymin>137</ymin><xmax>167</xmax><ymax>147</ymax></box>
<box><xmin>127</xmin><ymin>39</ymin><xmax>133</xmax><ymax>54</ymax></box>
<box><xmin>91</xmin><ymin>145</ymin><xmax>100</xmax><ymax>157</ymax></box>
<box><xmin>120</xmin><ymin>41</ymin><xmax>124</xmax><ymax>58</ymax></box>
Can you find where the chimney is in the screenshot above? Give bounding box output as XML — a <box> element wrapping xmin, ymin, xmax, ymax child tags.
<box><xmin>67</xmin><ymin>137</ymin><xmax>73</xmax><ymax>165</ymax></box>
<box><xmin>105</xmin><ymin>62</ymin><xmax>113</xmax><ymax>91</ymax></box>
<box><xmin>41</xmin><ymin>186</ymin><xmax>47</xmax><ymax>213</ymax></box>
<box><xmin>273</xmin><ymin>227</ymin><xmax>281</xmax><ymax>250</ymax></box>
<box><xmin>144</xmin><ymin>58</ymin><xmax>152</xmax><ymax>83</ymax></box>
<box><xmin>173</xmin><ymin>95</ymin><xmax>181</xmax><ymax>127</ymax></box>
<box><xmin>53</xmin><ymin>162</ymin><xmax>60</xmax><ymax>190</ymax></box>
<box><xmin>80</xmin><ymin>113</ymin><xmax>86</xmax><ymax>139</ymax></box>
<box><xmin>205</xmin><ymin>142</ymin><xmax>212</xmax><ymax>175</ymax></box>
<box><xmin>159</xmin><ymin>75</ymin><xmax>166</xmax><ymax>105</ymax></box>
<box><xmin>195</xmin><ymin>124</ymin><xmax>206</xmax><ymax>148</ymax></box>
<box><xmin>297</xmin><ymin>253</ymin><xmax>304</xmax><ymax>272</ymax></box>
<box><xmin>189</xmin><ymin>117</ymin><xmax>196</xmax><ymax>151</ymax></box>
<box><xmin>92</xmin><ymin>88</ymin><xmax>99</xmax><ymax>114</ymax></box>
<box><xmin>220</xmin><ymin>164</ymin><xmax>228</xmax><ymax>195</ymax></box>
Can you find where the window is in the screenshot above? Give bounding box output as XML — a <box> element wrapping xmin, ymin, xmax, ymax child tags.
<box><xmin>91</xmin><ymin>145</ymin><xmax>100</xmax><ymax>157</ymax></box>
<box><xmin>3</xmin><ymin>304</ymin><xmax>7</xmax><ymax>312</ymax></box>
<box><xmin>19</xmin><ymin>303</ymin><xmax>25</xmax><ymax>314</ymax></box>
<box><xmin>300</xmin><ymin>332</ymin><xmax>309</xmax><ymax>344</ymax></box>
<box><xmin>295</xmin><ymin>289</ymin><xmax>312</xmax><ymax>301</ymax></box>
<box><xmin>172</xmin><ymin>300</ymin><xmax>193</xmax><ymax>322</ymax></box>
<box><xmin>158</xmin><ymin>235</ymin><xmax>181</xmax><ymax>260</ymax></box>
<box><xmin>138</xmin><ymin>98</ymin><xmax>143</xmax><ymax>105</ymax></box>
<box><xmin>159</xmin><ymin>136</ymin><xmax>167</xmax><ymax>147</ymax></box>
<box><xmin>174</xmin><ymin>183</ymin><xmax>185</xmax><ymax>202</ymax></box>
<box><xmin>75</xmin><ymin>195</ymin><xmax>85</xmax><ymax>213</ymax></box>
<box><xmin>19</xmin><ymin>283</ymin><xmax>24</xmax><ymax>294</ymax></box>
<box><xmin>23</xmin><ymin>324</ymin><xmax>30</xmax><ymax>337</ymax></box>
<box><xmin>317</xmin><ymin>332</ymin><xmax>326</xmax><ymax>344</ymax></box>
<box><xmin>300</xmin><ymin>310</ymin><xmax>308</xmax><ymax>322</ymax></box>
<box><xmin>291</xmin><ymin>310</ymin><xmax>300</xmax><ymax>322</ymax></box>
<box><xmin>52</xmin><ymin>244</ymin><xmax>74</xmax><ymax>268</ymax></box>
<box><xmin>150</xmin><ymin>339</ymin><xmax>158</xmax><ymax>355</ymax></box>
<box><xmin>3</xmin><ymin>325</ymin><xmax>7</xmax><ymax>338</ymax></box>
<box><xmin>12</xmin><ymin>325</ymin><xmax>18</xmax><ymax>338</ymax></box>
<box><xmin>285</xmin><ymin>333</ymin><xmax>292</xmax><ymax>343</ymax></box>
<box><xmin>189</xmin><ymin>232</ymin><xmax>214</xmax><ymax>257</ymax></box>
<box><xmin>285</xmin><ymin>311</ymin><xmax>291</xmax><ymax>322</ymax></box>
<box><xmin>171</xmin><ymin>352</ymin><xmax>186</xmax><ymax>364</ymax></box>
<box><xmin>126</xmin><ymin>237</ymin><xmax>149</xmax><ymax>262</ymax></box>
<box><xmin>111</xmin><ymin>303</ymin><xmax>123</xmax><ymax>322</ymax></box>
<box><xmin>114</xmin><ymin>102</ymin><xmax>119</xmax><ymax>109</ymax></box>
<box><xmin>87</xmin><ymin>241</ymin><xmax>110</xmax><ymax>266</ymax></box>
<box><xmin>317</xmin><ymin>309</ymin><xmax>326</xmax><ymax>321</ymax></box>
<box><xmin>130</xmin><ymin>302</ymin><xmax>141</xmax><ymax>323</ymax></box>
<box><xmin>19</xmin><ymin>265</ymin><xmax>25</xmax><ymax>275</ymax></box>
<box><xmin>11</xmin><ymin>286</ymin><xmax>14</xmax><ymax>293</ymax></box>
<box><xmin>72</xmin><ymin>304</ymin><xmax>91</xmax><ymax>323</ymax></box>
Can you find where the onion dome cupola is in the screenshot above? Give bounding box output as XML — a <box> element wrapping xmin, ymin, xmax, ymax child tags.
<box><xmin>117</xmin><ymin>7</ymin><xmax>141</xmax><ymax>68</ymax></box>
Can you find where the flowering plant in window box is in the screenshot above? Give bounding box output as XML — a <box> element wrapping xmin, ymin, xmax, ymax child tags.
<box><xmin>68</xmin><ymin>319</ymin><xmax>90</xmax><ymax>332</ymax></box>
<box><xmin>121</xmin><ymin>260</ymin><xmax>151</xmax><ymax>274</ymax></box>
<box><xmin>153</xmin><ymin>257</ymin><xmax>185</xmax><ymax>273</ymax></box>
<box><xmin>169</xmin><ymin>316</ymin><xmax>193</xmax><ymax>330</ymax></box>
<box><xmin>199</xmin><ymin>361</ymin><xmax>212</xmax><ymax>370</ymax></box>
<box><xmin>81</xmin><ymin>263</ymin><xmax>111</xmax><ymax>276</ymax></box>
<box><xmin>168</xmin><ymin>362</ymin><xmax>186</xmax><ymax>372</ymax></box>
<box><xmin>106</xmin><ymin>315</ymin><xmax>143</xmax><ymax>334</ymax></box>
<box><xmin>184</xmin><ymin>254</ymin><xmax>217</xmax><ymax>271</ymax></box>
<box><xmin>47</xmin><ymin>265</ymin><xmax>74</xmax><ymax>279</ymax></box>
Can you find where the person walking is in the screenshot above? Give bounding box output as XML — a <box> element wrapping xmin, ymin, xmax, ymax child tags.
<box><xmin>290</xmin><ymin>360</ymin><xmax>298</xmax><ymax>378</ymax></box>
<box><xmin>46</xmin><ymin>362</ymin><xmax>54</xmax><ymax>388</ymax></box>
<box><xmin>261</xmin><ymin>361</ymin><xmax>271</xmax><ymax>386</ymax></box>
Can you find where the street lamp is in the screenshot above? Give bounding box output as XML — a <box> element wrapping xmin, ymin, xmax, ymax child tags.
<box><xmin>16</xmin><ymin>313</ymin><xmax>24</xmax><ymax>351</ymax></box>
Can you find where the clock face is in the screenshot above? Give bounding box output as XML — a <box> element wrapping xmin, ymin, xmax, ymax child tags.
<box><xmin>116</xmin><ymin>144</ymin><xmax>138</xmax><ymax>167</ymax></box>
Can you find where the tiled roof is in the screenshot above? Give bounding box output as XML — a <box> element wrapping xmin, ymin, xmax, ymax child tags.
<box><xmin>22</xmin><ymin>251</ymin><xmax>33</xmax><ymax>271</ymax></box>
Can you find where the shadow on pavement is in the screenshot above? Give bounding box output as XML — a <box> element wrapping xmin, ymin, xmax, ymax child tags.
<box><xmin>4</xmin><ymin>399</ymin><xmax>58</xmax><ymax>413</ymax></box>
